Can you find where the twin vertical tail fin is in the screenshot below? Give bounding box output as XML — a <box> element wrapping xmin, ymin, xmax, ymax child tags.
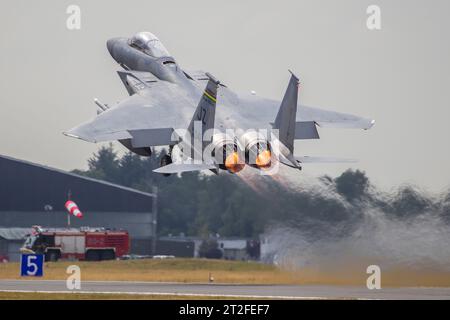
<box><xmin>187</xmin><ymin>72</ymin><xmax>220</xmax><ymax>138</ymax></box>
<box><xmin>187</xmin><ymin>73</ymin><xmax>220</xmax><ymax>159</ymax></box>
<box><xmin>273</xmin><ymin>71</ymin><xmax>301</xmax><ymax>169</ymax></box>
<box><xmin>154</xmin><ymin>73</ymin><xmax>220</xmax><ymax>174</ymax></box>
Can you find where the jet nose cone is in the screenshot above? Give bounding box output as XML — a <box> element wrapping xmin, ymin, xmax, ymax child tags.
<box><xmin>106</xmin><ymin>38</ymin><xmax>116</xmax><ymax>56</ymax></box>
<box><xmin>107</xmin><ymin>38</ymin><xmax>122</xmax><ymax>57</ymax></box>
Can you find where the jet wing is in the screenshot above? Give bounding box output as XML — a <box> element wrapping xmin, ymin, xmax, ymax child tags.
<box><xmin>64</xmin><ymin>81</ymin><xmax>194</xmax><ymax>147</ymax></box>
<box><xmin>295</xmin><ymin>156</ymin><xmax>357</xmax><ymax>163</ymax></box>
<box><xmin>235</xmin><ymin>93</ymin><xmax>374</xmax><ymax>131</ymax></box>
<box><xmin>298</xmin><ymin>104</ymin><xmax>375</xmax><ymax>130</ymax></box>
<box><xmin>65</xmin><ymin>72</ymin><xmax>374</xmax><ymax>148</ymax></box>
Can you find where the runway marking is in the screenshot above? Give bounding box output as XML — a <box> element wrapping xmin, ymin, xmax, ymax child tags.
<box><xmin>0</xmin><ymin>289</ymin><xmax>336</xmax><ymax>300</ymax></box>
<box><xmin>5</xmin><ymin>280</ymin><xmax>448</xmax><ymax>299</ymax></box>
<box><xmin>0</xmin><ymin>279</ymin><xmax>287</xmax><ymax>286</ymax></box>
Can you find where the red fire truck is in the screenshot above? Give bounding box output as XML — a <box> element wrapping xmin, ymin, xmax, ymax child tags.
<box><xmin>21</xmin><ymin>226</ymin><xmax>130</xmax><ymax>261</ymax></box>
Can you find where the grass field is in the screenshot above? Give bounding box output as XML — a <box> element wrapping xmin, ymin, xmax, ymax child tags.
<box><xmin>0</xmin><ymin>258</ymin><xmax>297</xmax><ymax>284</ymax></box>
<box><xmin>0</xmin><ymin>291</ymin><xmax>253</xmax><ymax>300</ymax></box>
<box><xmin>1</xmin><ymin>258</ymin><xmax>450</xmax><ymax>287</ymax></box>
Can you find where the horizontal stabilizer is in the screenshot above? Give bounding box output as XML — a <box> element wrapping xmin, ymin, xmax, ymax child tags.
<box><xmin>295</xmin><ymin>121</ymin><xmax>319</xmax><ymax>140</ymax></box>
<box><xmin>277</xmin><ymin>154</ymin><xmax>301</xmax><ymax>169</ymax></box>
<box><xmin>153</xmin><ymin>163</ymin><xmax>217</xmax><ymax>174</ymax></box>
<box><xmin>315</xmin><ymin>119</ymin><xmax>375</xmax><ymax>130</ymax></box>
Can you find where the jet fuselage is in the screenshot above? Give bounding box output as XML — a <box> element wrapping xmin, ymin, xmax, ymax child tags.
<box><xmin>107</xmin><ymin>37</ymin><xmax>181</xmax><ymax>83</ymax></box>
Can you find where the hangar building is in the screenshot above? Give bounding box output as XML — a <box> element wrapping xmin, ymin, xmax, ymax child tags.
<box><xmin>0</xmin><ymin>154</ymin><xmax>156</xmax><ymax>261</ymax></box>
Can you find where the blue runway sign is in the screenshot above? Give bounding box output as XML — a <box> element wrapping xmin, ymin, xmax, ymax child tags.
<box><xmin>20</xmin><ymin>254</ymin><xmax>44</xmax><ymax>277</ymax></box>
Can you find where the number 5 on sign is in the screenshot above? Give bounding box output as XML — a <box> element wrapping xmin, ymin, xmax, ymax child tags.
<box><xmin>20</xmin><ymin>254</ymin><xmax>44</xmax><ymax>277</ymax></box>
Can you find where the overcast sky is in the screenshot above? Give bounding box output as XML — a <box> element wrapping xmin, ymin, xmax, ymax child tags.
<box><xmin>0</xmin><ymin>0</ymin><xmax>449</xmax><ymax>192</ymax></box>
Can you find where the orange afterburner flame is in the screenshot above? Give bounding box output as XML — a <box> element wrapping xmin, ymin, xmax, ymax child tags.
<box><xmin>255</xmin><ymin>150</ymin><xmax>272</xmax><ymax>168</ymax></box>
<box><xmin>224</xmin><ymin>151</ymin><xmax>245</xmax><ymax>173</ymax></box>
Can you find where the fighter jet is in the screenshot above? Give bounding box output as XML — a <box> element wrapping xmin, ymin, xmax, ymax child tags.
<box><xmin>65</xmin><ymin>31</ymin><xmax>374</xmax><ymax>175</ymax></box>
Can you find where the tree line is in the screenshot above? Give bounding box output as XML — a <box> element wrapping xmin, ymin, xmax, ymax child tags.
<box><xmin>73</xmin><ymin>144</ymin><xmax>450</xmax><ymax>239</ymax></box>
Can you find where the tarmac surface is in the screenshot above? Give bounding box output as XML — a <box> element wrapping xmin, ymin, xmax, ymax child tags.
<box><xmin>1</xmin><ymin>280</ymin><xmax>450</xmax><ymax>299</ymax></box>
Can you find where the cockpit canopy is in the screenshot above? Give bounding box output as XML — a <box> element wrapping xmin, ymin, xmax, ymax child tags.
<box><xmin>129</xmin><ymin>32</ymin><xmax>171</xmax><ymax>58</ymax></box>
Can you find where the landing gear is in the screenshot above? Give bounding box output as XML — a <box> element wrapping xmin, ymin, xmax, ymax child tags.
<box><xmin>160</xmin><ymin>154</ymin><xmax>173</xmax><ymax>177</ymax></box>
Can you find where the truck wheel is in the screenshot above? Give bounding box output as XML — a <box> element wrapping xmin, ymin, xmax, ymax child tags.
<box><xmin>86</xmin><ymin>250</ymin><xmax>100</xmax><ymax>261</ymax></box>
<box><xmin>100</xmin><ymin>250</ymin><xmax>115</xmax><ymax>261</ymax></box>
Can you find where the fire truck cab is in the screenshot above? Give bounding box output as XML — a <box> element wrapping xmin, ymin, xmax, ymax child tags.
<box><xmin>21</xmin><ymin>226</ymin><xmax>130</xmax><ymax>262</ymax></box>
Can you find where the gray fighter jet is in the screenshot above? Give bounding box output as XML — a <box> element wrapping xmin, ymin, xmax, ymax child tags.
<box><xmin>65</xmin><ymin>31</ymin><xmax>374</xmax><ymax>175</ymax></box>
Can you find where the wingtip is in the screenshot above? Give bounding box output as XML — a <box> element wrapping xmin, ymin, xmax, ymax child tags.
<box><xmin>63</xmin><ymin>127</ymin><xmax>96</xmax><ymax>143</ymax></box>
<box><xmin>63</xmin><ymin>131</ymin><xmax>80</xmax><ymax>139</ymax></box>
<box><xmin>365</xmin><ymin>119</ymin><xmax>376</xmax><ymax>130</ymax></box>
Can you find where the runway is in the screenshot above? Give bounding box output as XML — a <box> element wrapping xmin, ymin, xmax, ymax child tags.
<box><xmin>1</xmin><ymin>280</ymin><xmax>450</xmax><ymax>299</ymax></box>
